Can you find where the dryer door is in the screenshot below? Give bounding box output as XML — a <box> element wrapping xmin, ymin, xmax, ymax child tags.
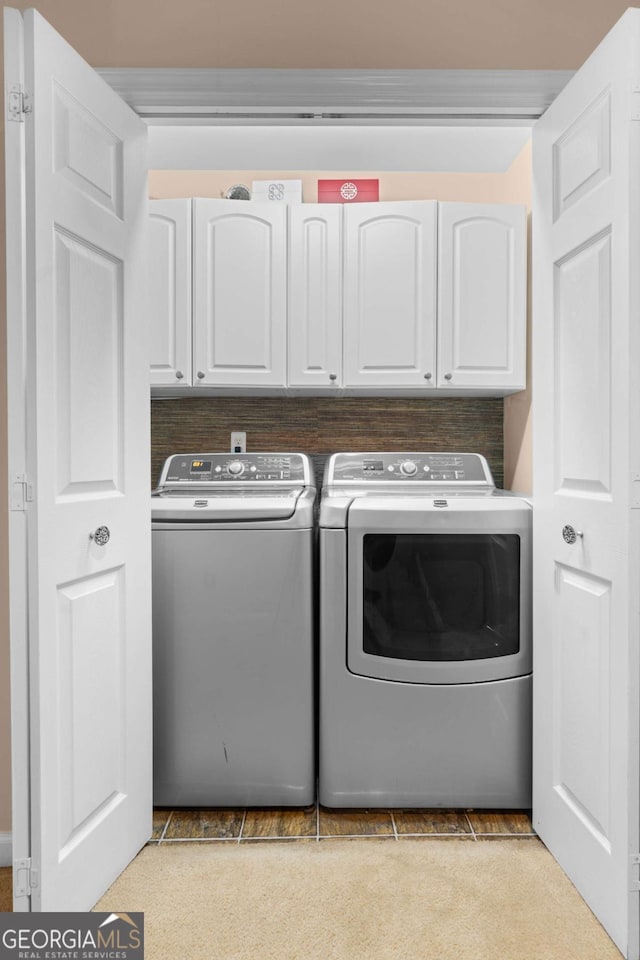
<box><xmin>346</xmin><ymin>498</ymin><xmax>532</xmax><ymax>684</ymax></box>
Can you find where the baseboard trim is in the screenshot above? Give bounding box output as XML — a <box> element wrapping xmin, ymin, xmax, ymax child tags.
<box><xmin>0</xmin><ymin>832</ymin><xmax>12</xmax><ymax>867</ymax></box>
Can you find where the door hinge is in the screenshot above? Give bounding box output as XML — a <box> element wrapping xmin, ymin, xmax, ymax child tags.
<box><xmin>7</xmin><ymin>83</ymin><xmax>32</xmax><ymax>122</ymax></box>
<box><xmin>630</xmin><ymin>854</ymin><xmax>640</xmax><ymax>892</ymax></box>
<box><xmin>13</xmin><ymin>857</ymin><xmax>38</xmax><ymax>898</ymax></box>
<box><xmin>11</xmin><ymin>474</ymin><xmax>34</xmax><ymax>511</ymax></box>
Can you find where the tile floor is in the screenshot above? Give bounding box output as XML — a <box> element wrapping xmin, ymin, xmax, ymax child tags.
<box><xmin>151</xmin><ymin>806</ymin><xmax>536</xmax><ymax>843</ymax></box>
<box><xmin>0</xmin><ymin>808</ymin><xmax>535</xmax><ymax>907</ymax></box>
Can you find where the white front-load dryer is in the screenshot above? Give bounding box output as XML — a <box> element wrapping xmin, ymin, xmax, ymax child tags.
<box><xmin>319</xmin><ymin>452</ymin><xmax>532</xmax><ymax>808</ymax></box>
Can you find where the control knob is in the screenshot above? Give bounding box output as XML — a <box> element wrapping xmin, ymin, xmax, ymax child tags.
<box><xmin>227</xmin><ymin>460</ymin><xmax>245</xmax><ymax>476</ymax></box>
<box><xmin>400</xmin><ymin>460</ymin><xmax>418</xmax><ymax>476</ymax></box>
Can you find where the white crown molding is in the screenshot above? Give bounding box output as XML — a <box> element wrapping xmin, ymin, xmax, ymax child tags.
<box><xmin>96</xmin><ymin>68</ymin><xmax>574</xmax><ymax>123</ymax></box>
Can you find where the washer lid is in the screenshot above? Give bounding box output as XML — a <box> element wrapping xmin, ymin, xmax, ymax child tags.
<box><xmin>151</xmin><ymin>487</ymin><xmax>305</xmax><ymax>522</ymax></box>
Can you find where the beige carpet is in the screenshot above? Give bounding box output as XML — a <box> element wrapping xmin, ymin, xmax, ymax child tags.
<box><xmin>95</xmin><ymin>839</ymin><xmax>623</xmax><ymax>960</ymax></box>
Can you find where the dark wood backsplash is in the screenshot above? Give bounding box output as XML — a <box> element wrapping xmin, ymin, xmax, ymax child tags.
<box><xmin>151</xmin><ymin>396</ymin><xmax>504</xmax><ymax>489</ymax></box>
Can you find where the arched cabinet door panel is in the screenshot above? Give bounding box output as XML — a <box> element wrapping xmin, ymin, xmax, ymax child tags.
<box><xmin>193</xmin><ymin>198</ymin><xmax>287</xmax><ymax>388</ymax></box>
<box><xmin>343</xmin><ymin>201</ymin><xmax>438</xmax><ymax>389</ymax></box>
<box><xmin>437</xmin><ymin>202</ymin><xmax>527</xmax><ymax>391</ymax></box>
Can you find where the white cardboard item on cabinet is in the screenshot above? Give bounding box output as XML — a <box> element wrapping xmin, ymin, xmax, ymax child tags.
<box><xmin>251</xmin><ymin>179</ymin><xmax>303</xmax><ymax>203</ymax></box>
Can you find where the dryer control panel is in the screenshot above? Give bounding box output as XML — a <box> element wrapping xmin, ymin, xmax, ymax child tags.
<box><xmin>158</xmin><ymin>452</ymin><xmax>311</xmax><ymax>486</ymax></box>
<box><xmin>325</xmin><ymin>452</ymin><xmax>494</xmax><ymax>486</ymax></box>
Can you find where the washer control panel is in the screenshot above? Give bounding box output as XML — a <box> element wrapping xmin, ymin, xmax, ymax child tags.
<box><xmin>327</xmin><ymin>452</ymin><xmax>494</xmax><ymax>486</ymax></box>
<box><xmin>158</xmin><ymin>453</ymin><xmax>310</xmax><ymax>486</ymax></box>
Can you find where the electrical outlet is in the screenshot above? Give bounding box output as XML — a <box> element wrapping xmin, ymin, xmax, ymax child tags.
<box><xmin>230</xmin><ymin>431</ymin><xmax>246</xmax><ymax>454</ymax></box>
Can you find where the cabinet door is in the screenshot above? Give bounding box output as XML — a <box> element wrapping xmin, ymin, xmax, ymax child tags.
<box><xmin>193</xmin><ymin>199</ymin><xmax>287</xmax><ymax>387</ymax></box>
<box><xmin>149</xmin><ymin>199</ymin><xmax>192</xmax><ymax>386</ymax></box>
<box><xmin>343</xmin><ymin>201</ymin><xmax>437</xmax><ymax>388</ymax></box>
<box><xmin>438</xmin><ymin>202</ymin><xmax>526</xmax><ymax>390</ymax></box>
<box><xmin>288</xmin><ymin>204</ymin><xmax>342</xmax><ymax>389</ymax></box>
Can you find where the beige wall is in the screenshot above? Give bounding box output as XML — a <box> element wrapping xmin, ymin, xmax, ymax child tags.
<box><xmin>0</xmin><ymin>0</ymin><xmax>607</xmax><ymax>835</ymax></box>
<box><xmin>3</xmin><ymin>0</ymin><xmax>640</xmax><ymax>69</ymax></box>
<box><xmin>503</xmin><ymin>142</ymin><xmax>533</xmax><ymax>494</ymax></box>
<box><xmin>150</xmin><ymin>169</ymin><xmax>523</xmax><ymax>204</ymax></box>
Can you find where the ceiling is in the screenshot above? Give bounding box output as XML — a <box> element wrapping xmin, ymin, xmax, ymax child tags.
<box><xmin>113</xmin><ymin>68</ymin><xmax>556</xmax><ymax>173</ymax></box>
<box><xmin>148</xmin><ymin>124</ymin><xmax>532</xmax><ymax>173</ymax></box>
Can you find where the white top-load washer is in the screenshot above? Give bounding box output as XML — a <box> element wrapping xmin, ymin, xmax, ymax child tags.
<box><xmin>151</xmin><ymin>452</ymin><xmax>315</xmax><ymax>807</ymax></box>
<box><xmin>319</xmin><ymin>452</ymin><xmax>532</xmax><ymax>808</ymax></box>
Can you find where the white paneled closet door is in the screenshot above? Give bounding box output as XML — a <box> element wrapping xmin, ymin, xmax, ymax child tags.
<box><xmin>6</xmin><ymin>7</ymin><xmax>152</xmax><ymax>910</ymax></box>
<box><xmin>532</xmin><ymin>9</ymin><xmax>640</xmax><ymax>957</ymax></box>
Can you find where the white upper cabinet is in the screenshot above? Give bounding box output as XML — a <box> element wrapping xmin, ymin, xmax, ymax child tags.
<box><xmin>437</xmin><ymin>202</ymin><xmax>527</xmax><ymax>390</ymax></box>
<box><xmin>343</xmin><ymin>202</ymin><xmax>438</xmax><ymax>389</ymax></box>
<box><xmin>192</xmin><ymin>199</ymin><xmax>287</xmax><ymax>387</ymax></box>
<box><xmin>149</xmin><ymin>197</ymin><xmax>526</xmax><ymax>396</ymax></box>
<box><xmin>149</xmin><ymin>199</ymin><xmax>192</xmax><ymax>387</ymax></box>
<box><xmin>288</xmin><ymin>204</ymin><xmax>342</xmax><ymax>389</ymax></box>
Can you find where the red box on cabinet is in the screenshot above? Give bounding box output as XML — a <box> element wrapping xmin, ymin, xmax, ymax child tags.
<box><xmin>317</xmin><ymin>179</ymin><xmax>379</xmax><ymax>203</ymax></box>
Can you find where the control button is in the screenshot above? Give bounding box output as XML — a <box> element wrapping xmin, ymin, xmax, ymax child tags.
<box><xmin>423</xmin><ymin>465</ymin><xmax>430</xmax><ymax>473</ymax></box>
<box><xmin>400</xmin><ymin>460</ymin><xmax>418</xmax><ymax>476</ymax></box>
<box><xmin>387</xmin><ymin>465</ymin><xmax>395</xmax><ymax>473</ymax></box>
<box><xmin>227</xmin><ymin>460</ymin><xmax>244</xmax><ymax>476</ymax></box>
<box><xmin>215</xmin><ymin>466</ymin><xmax>222</xmax><ymax>473</ymax></box>
<box><xmin>250</xmin><ymin>465</ymin><xmax>257</xmax><ymax>473</ymax></box>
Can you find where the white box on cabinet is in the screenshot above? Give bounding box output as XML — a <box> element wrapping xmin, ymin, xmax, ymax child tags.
<box><xmin>252</xmin><ymin>179</ymin><xmax>303</xmax><ymax>203</ymax></box>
